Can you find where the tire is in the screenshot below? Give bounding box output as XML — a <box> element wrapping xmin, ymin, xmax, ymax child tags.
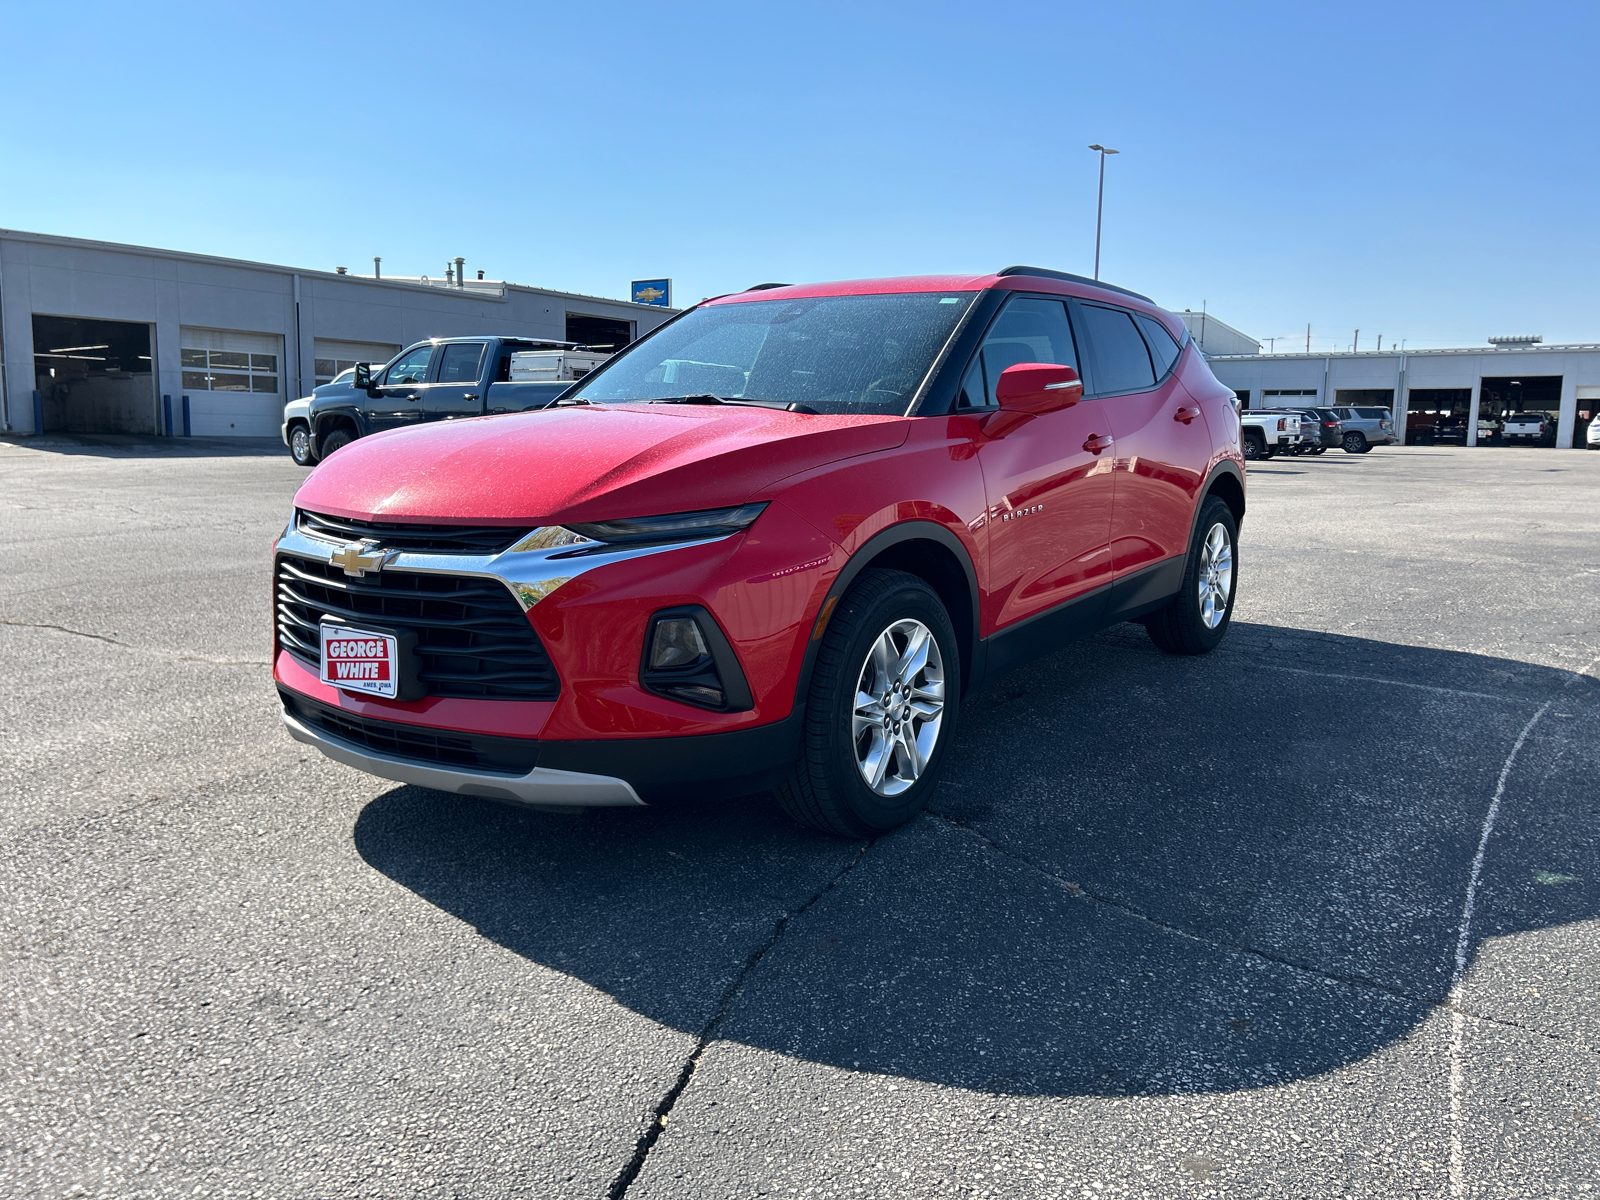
<box><xmin>1141</xmin><ymin>497</ymin><xmax>1237</xmax><ymax>656</ymax></box>
<box><xmin>776</xmin><ymin>569</ymin><xmax>960</xmax><ymax>837</ymax></box>
<box><xmin>1242</xmin><ymin>432</ymin><xmax>1266</xmax><ymax>461</ymax></box>
<box><xmin>289</xmin><ymin>424</ymin><xmax>318</xmax><ymax>467</ymax></box>
<box><xmin>1342</xmin><ymin>431</ymin><xmax>1368</xmax><ymax>453</ymax></box>
<box><xmin>319</xmin><ymin>428</ymin><xmax>355</xmax><ymax>457</ymax></box>
<box><xmin>1310</xmin><ymin>446</ymin><xmax>1326</xmax><ymax>455</ymax></box>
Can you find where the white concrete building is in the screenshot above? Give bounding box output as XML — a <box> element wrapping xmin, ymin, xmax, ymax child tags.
<box><xmin>1205</xmin><ymin>335</ymin><xmax>1600</xmax><ymax>450</ymax></box>
<box><xmin>0</xmin><ymin>229</ymin><xmax>677</xmax><ymax>438</ymax></box>
<box><xmin>1179</xmin><ymin>310</ymin><xmax>1260</xmax><ymax>357</ymax></box>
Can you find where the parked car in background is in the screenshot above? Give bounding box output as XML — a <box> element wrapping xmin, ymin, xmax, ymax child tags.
<box><xmin>1328</xmin><ymin>406</ymin><xmax>1396</xmax><ymax>452</ymax></box>
<box><xmin>1288</xmin><ymin>407</ymin><xmax>1340</xmax><ymax>453</ymax></box>
<box><xmin>272</xmin><ymin>267</ymin><xmax>1246</xmax><ymax>836</ymax></box>
<box><xmin>1240</xmin><ymin>409</ymin><xmax>1303</xmax><ymax>459</ymax></box>
<box><xmin>1500</xmin><ymin>412</ymin><xmax>1550</xmax><ymax>444</ymax></box>
<box><xmin>283</xmin><ymin>366</ymin><xmax>371</xmax><ymax>467</ymax></box>
<box><xmin>1434</xmin><ymin>414</ymin><xmax>1469</xmax><ymax>444</ymax></box>
<box><xmin>310</xmin><ymin>336</ymin><xmax>586</xmax><ymax>458</ymax></box>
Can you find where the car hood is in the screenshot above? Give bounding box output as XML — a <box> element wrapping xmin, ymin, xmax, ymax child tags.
<box><xmin>293</xmin><ymin>403</ymin><xmax>911</xmax><ymax>525</ymax></box>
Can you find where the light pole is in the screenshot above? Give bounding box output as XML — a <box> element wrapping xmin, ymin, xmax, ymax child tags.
<box><xmin>1088</xmin><ymin>144</ymin><xmax>1119</xmax><ymax>280</ymax></box>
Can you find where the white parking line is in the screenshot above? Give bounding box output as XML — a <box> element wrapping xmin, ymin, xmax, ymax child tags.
<box><xmin>1446</xmin><ymin>651</ymin><xmax>1599</xmax><ymax>1199</ymax></box>
<box><xmin>1248</xmin><ymin>661</ymin><xmax>1528</xmax><ymax>703</ymax></box>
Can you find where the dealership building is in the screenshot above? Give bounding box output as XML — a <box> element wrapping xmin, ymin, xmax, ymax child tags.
<box><xmin>0</xmin><ymin>228</ymin><xmax>678</xmax><ymax>439</ymax></box>
<box><xmin>1199</xmin><ymin>327</ymin><xmax>1600</xmax><ymax>448</ymax></box>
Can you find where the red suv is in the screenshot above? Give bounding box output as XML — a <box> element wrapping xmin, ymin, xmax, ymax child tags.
<box><xmin>275</xmin><ymin>268</ymin><xmax>1244</xmax><ymax>835</ymax></box>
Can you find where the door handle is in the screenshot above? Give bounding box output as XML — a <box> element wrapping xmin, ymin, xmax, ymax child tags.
<box><xmin>1174</xmin><ymin>406</ymin><xmax>1200</xmax><ymax>424</ymax></box>
<box><xmin>403</xmin><ymin>393</ymin><xmax>421</xmax><ymax>401</ymax></box>
<box><xmin>1083</xmin><ymin>433</ymin><xmax>1112</xmax><ymax>454</ymax></box>
<box><xmin>463</xmin><ymin>393</ymin><xmax>479</xmax><ymax>401</ymax></box>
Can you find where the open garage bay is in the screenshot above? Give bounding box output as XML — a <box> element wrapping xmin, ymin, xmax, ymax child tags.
<box><xmin>2</xmin><ymin>437</ymin><xmax>1597</xmax><ymax>1198</ymax></box>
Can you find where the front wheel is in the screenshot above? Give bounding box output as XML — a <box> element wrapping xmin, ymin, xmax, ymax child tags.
<box><xmin>319</xmin><ymin>428</ymin><xmax>355</xmax><ymax>457</ymax></box>
<box><xmin>289</xmin><ymin>425</ymin><xmax>318</xmax><ymax>467</ymax></box>
<box><xmin>1141</xmin><ymin>497</ymin><xmax>1237</xmax><ymax>656</ymax></box>
<box><xmin>776</xmin><ymin>569</ymin><xmax>959</xmax><ymax>837</ymax></box>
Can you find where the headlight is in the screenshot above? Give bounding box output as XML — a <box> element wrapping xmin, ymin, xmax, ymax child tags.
<box><xmin>564</xmin><ymin>502</ymin><xmax>767</xmax><ymax>546</ymax></box>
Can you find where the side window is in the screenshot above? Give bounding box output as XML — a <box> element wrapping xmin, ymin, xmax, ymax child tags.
<box><xmin>1079</xmin><ymin>304</ymin><xmax>1156</xmax><ymax>394</ymax></box>
<box><xmin>1135</xmin><ymin>313</ymin><xmax>1181</xmax><ymax>377</ymax></box>
<box><xmin>975</xmin><ymin>297</ymin><xmax>1077</xmax><ymax>407</ymax></box>
<box><xmin>436</xmin><ymin>342</ymin><xmax>487</xmax><ymax>384</ymax></box>
<box><xmin>383</xmin><ymin>345</ymin><xmax>434</xmax><ymax>385</ymax></box>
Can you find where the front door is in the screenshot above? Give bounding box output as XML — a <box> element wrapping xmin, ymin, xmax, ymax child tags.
<box><xmin>422</xmin><ymin>341</ymin><xmax>489</xmax><ymax>421</ymax></box>
<box><xmin>967</xmin><ymin>296</ymin><xmax>1116</xmax><ymax>632</ymax></box>
<box><xmin>369</xmin><ymin>343</ymin><xmax>435</xmax><ymax>432</ymax></box>
<box><xmin>1075</xmin><ymin>302</ymin><xmax>1211</xmax><ymax>576</ymax></box>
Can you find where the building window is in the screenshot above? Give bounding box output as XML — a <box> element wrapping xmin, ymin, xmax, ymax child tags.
<box><xmin>181</xmin><ymin>348</ymin><xmax>279</xmax><ymax>393</ymax></box>
<box><xmin>314</xmin><ymin>357</ymin><xmax>366</xmax><ymax>386</ymax></box>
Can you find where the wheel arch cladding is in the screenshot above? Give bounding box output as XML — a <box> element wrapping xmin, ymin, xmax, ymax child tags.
<box><xmin>1204</xmin><ymin>465</ymin><xmax>1245</xmax><ymax>527</ymax></box>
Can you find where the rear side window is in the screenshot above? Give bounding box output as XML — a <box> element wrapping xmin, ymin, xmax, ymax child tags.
<box><xmin>973</xmin><ymin>297</ymin><xmax>1078</xmax><ymax>408</ymax></box>
<box><xmin>1356</xmin><ymin>407</ymin><xmax>1386</xmax><ymax>419</ymax></box>
<box><xmin>436</xmin><ymin>342</ymin><xmax>487</xmax><ymax>384</ymax></box>
<box><xmin>1135</xmin><ymin>314</ymin><xmax>1181</xmax><ymax>377</ymax></box>
<box><xmin>1080</xmin><ymin>304</ymin><xmax>1155</xmax><ymax>394</ymax></box>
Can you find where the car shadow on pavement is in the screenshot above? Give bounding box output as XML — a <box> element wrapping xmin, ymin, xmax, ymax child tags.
<box><xmin>0</xmin><ymin>433</ymin><xmax>288</xmax><ymax>458</ymax></box>
<box><xmin>353</xmin><ymin>623</ymin><xmax>1599</xmax><ymax>1097</ymax></box>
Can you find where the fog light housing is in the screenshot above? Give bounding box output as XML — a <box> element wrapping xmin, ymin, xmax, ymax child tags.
<box><xmin>650</xmin><ymin>617</ymin><xmax>709</xmax><ymax>670</ymax></box>
<box><xmin>639</xmin><ymin>606</ymin><xmax>753</xmax><ymax>713</ymax></box>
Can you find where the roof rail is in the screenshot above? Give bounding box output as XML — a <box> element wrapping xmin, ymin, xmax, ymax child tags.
<box><xmin>744</xmin><ymin>282</ymin><xmax>792</xmax><ymax>291</ymax></box>
<box><xmin>996</xmin><ymin>265</ymin><xmax>1152</xmax><ymax>304</ymax></box>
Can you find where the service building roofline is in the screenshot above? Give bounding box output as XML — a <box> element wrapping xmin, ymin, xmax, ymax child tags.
<box><xmin>0</xmin><ymin>227</ymin><xmax>677</xmax><ymax>313</ymax></box>
<box><xmin>1208</xmin><ymin>343</ymin><xmax>1600</xmax><ymax>362</ymax></box>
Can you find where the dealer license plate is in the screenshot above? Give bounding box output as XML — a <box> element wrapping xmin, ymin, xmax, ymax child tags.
<box><xmin>320</xmin><ymin>624</ymin><xmax>399</xmax><ymax>699</ymax></box>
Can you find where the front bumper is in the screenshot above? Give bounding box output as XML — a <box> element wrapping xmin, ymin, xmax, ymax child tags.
<box><xmin>281</xmin><ymin>704</ymin><xmax>644</xmax><ymax>810</ymax></box>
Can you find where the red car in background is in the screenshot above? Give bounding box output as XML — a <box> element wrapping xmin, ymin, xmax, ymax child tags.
<box><xmin>274</xmin><ymin>267</ymin><xmax>1245</xmax><ymax>835</ymax></box>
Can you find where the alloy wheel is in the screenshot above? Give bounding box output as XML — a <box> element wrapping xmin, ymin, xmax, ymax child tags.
<box><xmin>851</xmin><ymin>618</ymin><xmax>945</xmax><ymax>796</ymax></box>
<box><xmin>1198</xmin><ymin>523</ymin><xmax>1233</xmax><ymax>629</ymax></box>
<box><xmin>291</xmin><ymin>427</ymin><xmax>312</xmax><ymax>465</ymax></box>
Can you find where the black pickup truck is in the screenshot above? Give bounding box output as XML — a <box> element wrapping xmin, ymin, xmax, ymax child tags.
<box><xmin>309</xmin><ymin>336</ymin><xmax>575</xmax><ymax>457</ymax></box>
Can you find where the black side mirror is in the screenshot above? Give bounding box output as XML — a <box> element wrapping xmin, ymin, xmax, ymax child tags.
<box><xmin>353</xmin><ymin>362</ymin><xmax>376</xmax><ymax>394</ymax></box>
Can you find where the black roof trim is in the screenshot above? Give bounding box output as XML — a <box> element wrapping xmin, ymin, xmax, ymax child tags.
<box><xmin>996</xmin><ymin>265</ymin><xmax>1152</xmax><ymax>304</ymax></box>
<box><xmin>744</xmin><ymin>282</ymin><xmax>792</xmax><ymax>291</ymax></box>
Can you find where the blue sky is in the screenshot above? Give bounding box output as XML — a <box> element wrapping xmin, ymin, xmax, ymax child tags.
<box><xmin>2</xmin><ymin>0</ymin><xmax>1594</xmax><ymax>348</ymax></box>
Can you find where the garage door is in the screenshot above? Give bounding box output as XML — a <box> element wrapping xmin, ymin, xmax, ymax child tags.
<box><xmin>314</xmin><ymin>339</ymin><xmax>399</xmax><ymax>387</ymax></box>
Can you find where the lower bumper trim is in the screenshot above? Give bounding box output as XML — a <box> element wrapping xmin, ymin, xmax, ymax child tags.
<box><xmin>281</xmin><ymin>709</ymin><xmax>645</xmax><ymax>809</ymax></box>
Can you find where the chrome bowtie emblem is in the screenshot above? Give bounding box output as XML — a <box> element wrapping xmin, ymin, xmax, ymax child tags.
<box><xmin>330</xmin><ymin>540</ymin><xmax>388</xmax><ymax>577</ymax></box>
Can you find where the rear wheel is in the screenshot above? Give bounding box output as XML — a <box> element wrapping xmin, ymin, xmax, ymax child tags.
<box><xmin>776</xmin><ymin>569</ymin><xmax>959</xmax><ymax>837</ymax></box>
<box><xmin>1242</xmin><ymin>432</ymin><xmax>1267</xmax><ymax>460</ymax></box>
<box><xmin>1310</xmin><ymin>445</ymin><xmax>1326</xmax><ymax>455</ymax></box>
<box><xmin>1141</xmin><ymin>497</ymin><xmax>1237</xmax><ymax>656</ymax></box>
<box><xmin>319</xmin><ymin>428</ymin><xmax>355</xmax><ymax>457</ymax></box>
<box><xmin>1342</xmin><ymin>431</ymin><xmax>1368</xmax><ymax>453</ymax></box>
<box><xmin>289</xmin><ymin>424</ymin><xmax>317</xmax><ymax>467</ymax></box>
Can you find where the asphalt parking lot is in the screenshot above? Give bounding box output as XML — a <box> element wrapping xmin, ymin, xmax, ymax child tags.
<box><xmin>3</xmin><ymin>434</ymin><xmax>1597</xmax><ymax>1199</ymax></box>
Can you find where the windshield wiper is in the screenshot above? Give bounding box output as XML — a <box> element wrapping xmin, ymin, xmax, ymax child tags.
<box><xmin>645</xmin><ymin>395</ymin><xmax>819</xmax><ymax>415</ymax></box>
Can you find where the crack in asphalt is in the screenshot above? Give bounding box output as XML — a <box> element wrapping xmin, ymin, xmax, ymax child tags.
<box><xmin>606</xmin><ymin>838</ymin><xmax>876</xmax><ymax>1199</ymax></box>
<box><xmin>922</xmin><ymin>807</ymin><xmax>1597</xmax><ymax>1054</ymax></box>
<box><xmin>0</xmin><ymin>618</ymin><xmax>270</xmax><ymax>667</ymax></box>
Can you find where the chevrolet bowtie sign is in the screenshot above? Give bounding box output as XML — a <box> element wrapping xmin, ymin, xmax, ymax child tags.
<box><xmin>632</xmin><ymin>278</ymin><xmax>671</xmax><ymax>307</ymax></box>
<box><xmin>330</xmin><ymin>541</ymin><xmax>388</xmax><ymax>577</ymax></box>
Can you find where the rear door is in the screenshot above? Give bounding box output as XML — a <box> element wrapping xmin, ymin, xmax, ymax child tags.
<box><xmin>1075</xmin><ymin>302</ymin><xmax>1210</xmax><ymax>577</ymax></box>
<box><xmin>969</xmin><ymin>295</ymin><xmax>1115</xmax><ymax>630</ymax></box>
<box><xmin>422</xmin><ymin>341</ymin><xmax>490</xmax><ymax>421</ymax></box>
<box><xmin>367</xmin><ymin>343</ymin><xmax>435</xmax><ymax>431</ymax></box>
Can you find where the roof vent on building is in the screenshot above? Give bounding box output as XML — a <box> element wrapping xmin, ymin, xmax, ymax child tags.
<box><xmin>335</xmin><ymin>266</ymin><xmax>347</xmax><ymax>275</ymax></box>
<box><xmin>1488</xmin><ymin>334</ymin><xmax>1542</xmax><ymax>347</ymax></box>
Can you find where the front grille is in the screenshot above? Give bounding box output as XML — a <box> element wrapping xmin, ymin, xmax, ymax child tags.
<box><xmin>280</xmin><ymin>689</ymin><xmax>540</xmax><ymax>775</ymax></box>
<box><xmin>298</xmin><ymin>509</ymin><xmax>528</xmax><ymax>556</ymax></box>
<box><xmin>275</xmin><ymin>553</ymin><xmax>560</xmax><ymax>700</ymax></box>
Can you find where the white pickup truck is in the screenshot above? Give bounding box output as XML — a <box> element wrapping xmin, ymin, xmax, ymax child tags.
<box><xmin>1240</xmin><ymin>409</ymin><xmax>1303</xmax><ymax>460</ymax></box>
<box><xmin>1499</xmin><ymin>412</ymin><xmax>1549</xmax><ymax>444</ymax></box>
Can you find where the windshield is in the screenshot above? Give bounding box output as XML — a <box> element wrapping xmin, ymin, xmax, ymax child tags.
<box><xmin>573</xmin><ymin>291</ymin><xmax>976</xmax><ymax>415</ymax></box>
